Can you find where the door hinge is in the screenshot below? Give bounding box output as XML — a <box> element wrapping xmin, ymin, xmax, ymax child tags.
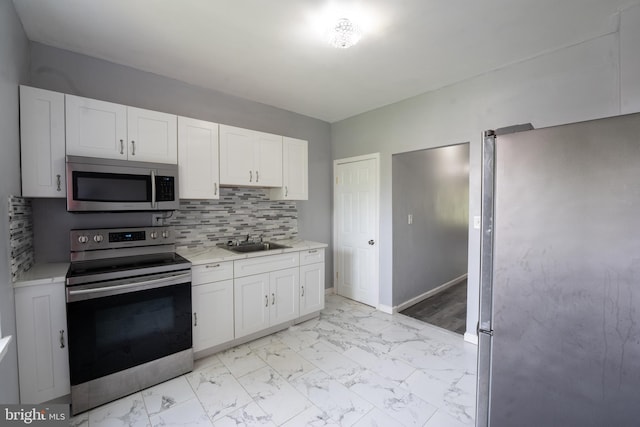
<box><xmin>335</xmin><ymin>176</ymin><xmax>339</xmax><ymax>185</ymax></box>
<box><xmin>336</xmin><ymin>271</ymin><xmax>339</xmax><ymax>280</ymax></box>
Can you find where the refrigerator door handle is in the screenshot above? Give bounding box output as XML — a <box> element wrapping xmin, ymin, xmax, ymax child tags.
<box><xmin>479</xmin><ymin>130</ymin><xmax>497</xmax><ymax>332</ymax></box>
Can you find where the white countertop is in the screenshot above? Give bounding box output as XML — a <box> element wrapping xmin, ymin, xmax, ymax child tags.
<box><xmin>11</xmin><ymin>239</ymin><xmax>327</xmax><ymax>284</ymax></box>
<box><xmin>178</xmin><ymin>238</ymin><xmax>328</xmax><ymax>266</ymax></box>
<box><xmin>13</xmin><ymin>262</ymin><xmax>70</xmax><ymax>288</ymax></box>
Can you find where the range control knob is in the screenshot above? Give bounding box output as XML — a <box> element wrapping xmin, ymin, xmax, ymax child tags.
<box><xmin>150</xmin><ymin>231</ymin><xmax>158</xmax><ymax>239</ymax></box>
<box><xmin>93</xmin><ymin>234</ymin><xmax>104</xmax><ymax>243</ymax></box>
<box><xmin>78</xmin><ymin>235</ymin><xmax>89</xmax><ymax>244</ymax></box>
<box><xmin>162</xmin><ymin>230</ymin><xmax>170</xmax><ymax>239</ymax></box>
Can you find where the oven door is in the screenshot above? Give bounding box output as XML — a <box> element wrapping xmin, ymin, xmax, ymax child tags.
<box><xmin>66</xmin><ymin>271</ymin><xmax>192</xmax><ymax>386</ymax></box>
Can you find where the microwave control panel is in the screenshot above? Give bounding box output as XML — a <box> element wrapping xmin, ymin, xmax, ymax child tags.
<box><xmin>155</xmin><ymin>176</ymin><xmax>175</xmax><ymax>201</ymax></box>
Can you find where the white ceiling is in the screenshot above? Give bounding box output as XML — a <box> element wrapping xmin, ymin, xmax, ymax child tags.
<box><xmin>12</xmin><ymin>0</ymin><xmax>635</xmax><ymax>122</ymax></box>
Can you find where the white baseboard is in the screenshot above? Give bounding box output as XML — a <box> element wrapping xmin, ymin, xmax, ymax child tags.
<box><xmin>377</xmin><ymin>304</ymin><xmax>393</xmax><ymax>314</ymax></box>
<box><xmin>394</xmin><ymin>274</ymin><xmax>468</xmax><ymax>313</ymax></box>
<box><xmin>324</xmin><ymin>287</ymin><xmax>335</xmax><ymax>296</ymax></box>
<box><xmin>464</xmin><ymin>332</ymin><xmax>478</xmax><ymax>345</ymax></box>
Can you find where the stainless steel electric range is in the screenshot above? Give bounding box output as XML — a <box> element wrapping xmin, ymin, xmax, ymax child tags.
<box><xmin>65</xmin><ymin>226</ymin><xmax>193</xmax><ymax>415</ymax></box>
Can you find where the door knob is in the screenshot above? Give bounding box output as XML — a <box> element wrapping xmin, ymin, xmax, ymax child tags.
<box><xmin>368</xmin><ymin>240</ymin><xmax>375</xmax><ymax>245</ymax></box>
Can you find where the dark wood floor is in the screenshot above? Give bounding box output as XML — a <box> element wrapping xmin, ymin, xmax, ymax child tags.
<box><xmin>400</xmin><ymin>279</ymin><xmax>467</xmax><ymax>335</ymax></box>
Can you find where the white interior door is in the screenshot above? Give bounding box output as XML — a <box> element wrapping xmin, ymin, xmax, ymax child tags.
<box><xmin>334</xmin><ymin>154</ymin><xmax>379</xmax><ymax>307</ymax></box>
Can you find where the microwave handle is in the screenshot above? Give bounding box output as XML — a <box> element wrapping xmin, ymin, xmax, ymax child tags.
<box><xmin>151</xmin><ymin>170</ymin><xmax>157</xmax><ymax>208</ymax></box>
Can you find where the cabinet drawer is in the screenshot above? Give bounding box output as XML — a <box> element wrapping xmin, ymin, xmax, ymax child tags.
<box><xmin>300</xmin><ymin>248</ymin><xmax>324</xmax><ymax>266</ymax></box>
<box><xmin>192</xmin><ymin>261</ymin><xmax>233</xmax><ymax>285</ymax></box>
<box><xmin>234</xmin><ymin>252</ymin><xmax>300</xmax><ymax>278</ymax></box>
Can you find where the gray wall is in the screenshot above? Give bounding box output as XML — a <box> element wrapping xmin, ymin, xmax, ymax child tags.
<box><xmin>392</xmin><ymin>144</ymin><xmax>469</xmax><ymax>305</ymax></box>
<box><xmin>28</xmin><ymin>43</ymin><xmax>333</xmax><ymax>285</ymax></box>
<box><xmin>332</xmin><ymin>3</ymin><xmax>640</xmax><ymax>339</ymax></box>
<box><xmin>0</xmin><ymin>0</ymin><xmax>30</xmax><ymax>404</ymax></box>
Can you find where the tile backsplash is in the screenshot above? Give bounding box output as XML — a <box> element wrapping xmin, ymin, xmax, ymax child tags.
<box><xmin>8</xmin><ymin>195</ymin><xmax>35</xmax><ymax>281</ymax></box>
<box><xmin>167</xmin><ymin>187</ymin><xmax>297</xmax><ymax>249</ymax></box>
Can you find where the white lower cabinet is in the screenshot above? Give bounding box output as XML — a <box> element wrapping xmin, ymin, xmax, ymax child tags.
<box><xmin>191</xmin><ymin>249</ymin><xmax>325</xmax><ymax>354</ymax></box>
<box><xmin>14</xmin><ymin>281</ymin><xmax>70</xmax><ymax>404</ymax></box>
<box><xmin>300</xmin><ymin>263</ymin><xmax>325</xmax><ymax>316</ymax></box>
<box><xmin>269</xmin><ymin>267</ymin><xmax>300</xmax><ymax>325</ymax></box>
<box><xmin>234</xmin><ymin>273</ymin><xmax>270</xmax><ymax>338</ymax></box>
<box><xmin>300</xmin><ymin>248</ymin><xmax>325</xmax><ymax>317</ymax></box>
<box><xmin>192</xmin><ymin>280</ymin><xmax>234</xmax><ymax>352</ymax></box>
<box><xmin>191</xmin><ymin>261</ymin><xmax>234</xmax><ymax>352</ymax></box>
<box><xmin>234</xmin><ymin>267</ymin><xmax>300</xmax><ymax>339</ymax></box>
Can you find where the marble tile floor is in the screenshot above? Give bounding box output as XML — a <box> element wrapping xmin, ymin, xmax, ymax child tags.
<box><xmin>70</xmin><ymin>294</ymin><xmax>477</xmax><ymax>427</ymax></box>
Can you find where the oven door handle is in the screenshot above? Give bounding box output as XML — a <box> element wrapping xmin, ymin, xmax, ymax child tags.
<box><xmin>67</xmin><ymin>272</ymin><xmax>191</xmax><ymax>302</ymax></box>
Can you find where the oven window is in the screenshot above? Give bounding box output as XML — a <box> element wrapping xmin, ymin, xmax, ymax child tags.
<box><xmin>67</xmin><ymin>282</ymin><xmax>191</xmax><ymax>385</ymax></box>
<box><xmin>73</xmin><ymin>171</ymin><xmax>151</xmax><ymax>202</ymax></box>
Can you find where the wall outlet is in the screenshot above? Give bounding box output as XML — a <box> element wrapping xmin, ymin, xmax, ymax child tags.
<box><xmin>408</xmin><ymin>214</ymin><xmax>413</xmax><ymax>225</ymax></box>
<box><xmin>473</xmin><ymin>215</ymin><xmax>481</xmax><ymax>229</ymax></box>
<box><xmin>152</xmin><ymin>213</ymin><xmax>165</xmax><ymax>226</ymax></box>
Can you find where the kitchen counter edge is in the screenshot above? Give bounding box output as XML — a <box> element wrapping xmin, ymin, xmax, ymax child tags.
<box><xmin>13</xmin><ymin>262</ymin><xmax>70</xmax><ymax>288</ymax></box>
<box><xmin>178</xmin><ymin>239</ymin><xmax>328</xmax><ymax>266</ymax></box>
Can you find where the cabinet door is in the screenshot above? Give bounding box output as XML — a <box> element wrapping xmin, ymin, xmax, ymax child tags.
<box><xmin>255</xmin><ymin>132</ymin><xmax>283</xmax><ymax>187</ymax></box>
<box><xmin>127</xmin><ymin>107</ymin><xmax>177</xmax><ymax>163</ymax></box>
<box><xmin>219</xmin><ymin>125</ymin><xmax>255</xmax><ymax>186</ymax></box>
<box><xmin>271</xmin><ymin>137</ymin><xmax>308</xmax><ymax>200</ymax></box>
<box><xmin>14</xmin><ymin>282</ymin><xmax>70</xmax><ymax>404</ymax></box>
<box><xmin>178</xmin><ymin>117</ymin><xmax>220</xmax><ymax>199</ymax></box>
<box><xmin>192</xmin><ymin>280</ymin><xmax>234</xmax><ymax>352</ymax></box>
<box><xmin>234</xmin><ymin>273</ymin><xmax>270</xmax><ymax>338</ymax></box>
<box><xmin>20</xmin><ymin>86</ymin><xmax>66</xmax><ymax>198</ymax></box>
<box><xmin>269</xmin><ymin>267</ymin><xmax>299</xmax><ymax>325</ymax></box>
<box><xmin>300</xmin><ymin>263</ymin><xmax>325</xmax><ymax>316</ymax></box>
<box><xmin>66</xmin><ymin>95</ymin><xmax>127</xmax><ymax>160</ymax></box>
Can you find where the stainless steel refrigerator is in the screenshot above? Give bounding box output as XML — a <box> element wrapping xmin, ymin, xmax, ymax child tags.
<box><xmin>476</xmin><ymin>113</ymin><xmax>640</xmax><ymax>427</ymax></box>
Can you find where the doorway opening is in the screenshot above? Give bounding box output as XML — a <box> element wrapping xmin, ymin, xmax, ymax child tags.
<box><xmin>392</xmin><ymin>143</ymin><xmax>470</xmax><ymax>334</ymax></box>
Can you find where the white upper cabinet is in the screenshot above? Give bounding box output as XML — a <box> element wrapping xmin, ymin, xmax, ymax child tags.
<box><xmin>270</xmin><ymin>137</ymin><xmax>308</xmax><ymax>200</ymax></box>
<box><xmin>65</xmin><ymin>95</ymin><xmax>127</xmax><ymax>160</ymax></box>
<box><xmin>66</xmin><ymin>94</ymin><xmax>177</xmax><ymax>163</ymax></box>
<box><xmin>255</xmin><ymin>132</ymin><xmax>283</xmax><ymax>187</ymax></box>
<box><xmin>177</xmin><ymin>117</ymin><xmax>220</xmax><ymax>199</ymax></box>
<box><xmin>219</xmin><ymin>124</ymin><xmax>282</xmax><ymax>187</ymax></box>
<box><xmin>127</xmin><ymin>107</ymin><xmax>178</xmax><ymax>163</ymax></box>
<box><xmin>20</xmin><ymin>86</ymin><xmax>66</xmax><ymax>198</ymax></box>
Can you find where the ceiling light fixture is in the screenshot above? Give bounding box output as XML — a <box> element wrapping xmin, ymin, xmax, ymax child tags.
<box><xmin>328</xmin><ymin>18</ymin><xmax>361</xmax><ymax>49</ymax></box>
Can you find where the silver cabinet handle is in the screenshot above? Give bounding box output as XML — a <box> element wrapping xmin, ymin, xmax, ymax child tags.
<box><xmin>205</xmin><ymin>263</ymin><xmax>221</xmax><ymax>269</ymax></box>
<box><xmin>56</xmin><ymin>174</ymin><xmax>61</xmax><ymax>192</ymax></box>
<box><xmin>265</xmin><ymin>295</ymin><xmax>268</xmax><ymax>307</ymax></box>
<box><xmin>272</xmin><ymin>293</ymin><xmax>275</xmax><ymax>305</ymax></box>
<box><xmin>249</xmin><ymin>171</ymin><xmax>253</xmax><ymax>182</ymax></box>
<box><xmin>214</xmin><ymin>182</ymin><xmax>218</xmax><ymax>195</ymax></box>
<box><xmin>131</xmin><ymin>140</ymin><xmax>136</xmax><ymax>156</ymax></box>
<box><xmin>256</xmin><ymin>171</ymin><xmax>259</xmax><ymax>182</ymax></box>
<box><xmin>193</xmin><ymin>313</ymin><xmax>198</xmax><ymax>327</ymax></box>
<box><xmin>301</xmin><ymin>286</ymin><xmax>305</xmax><ymax>297</ymax></box>
<box><xmin>59</xmin><ymin>330</ymin><xmax>65</xmax><ymax>349</ymax></box>
<box><xmin>285</xmin><ymin>186</ymin><xmax>288</xmax><ymax>197</ymax></box>
<box><xmin>120</xmin><ymin>139</ymin><xmax>124</xmax><ymax>155</ymax></box>
<box><xmin>308</xmin><ymin>249</ymin><xmax>317</xmax><ymax>254</ymax></box>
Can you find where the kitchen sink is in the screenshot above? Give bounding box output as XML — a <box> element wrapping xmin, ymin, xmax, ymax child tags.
<box><xmin>222</xmin><ymin>241</ymin><xmax>291</xmax><ymax>253</ymax></box>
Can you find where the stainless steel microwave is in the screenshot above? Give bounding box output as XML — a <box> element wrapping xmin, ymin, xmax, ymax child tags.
<box><xmin>66</xmin><ymin>155</ymin><xmax>179</xmax><ymax>212</ymax></box>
